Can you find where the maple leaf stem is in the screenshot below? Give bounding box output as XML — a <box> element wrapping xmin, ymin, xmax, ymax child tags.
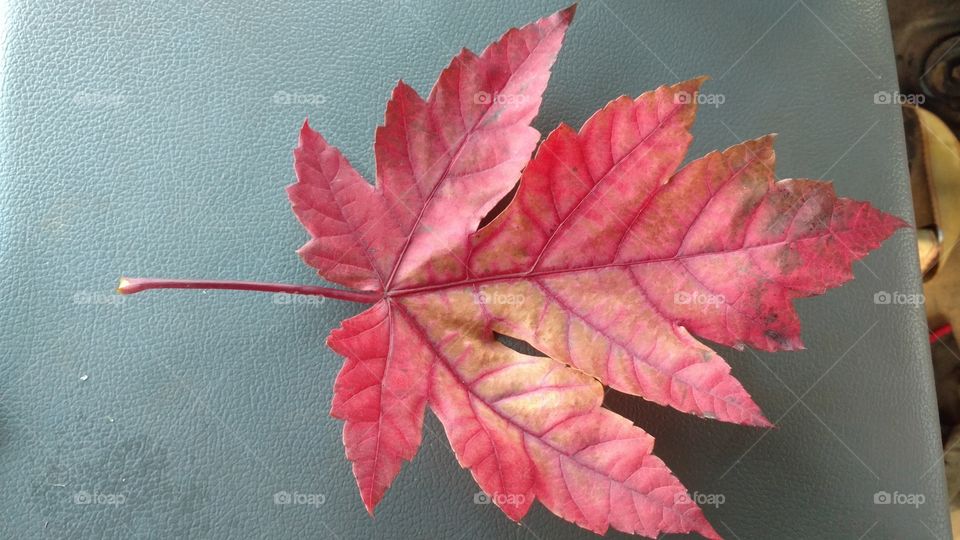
<box><xmin>116</xmin><ymin>276</ymin><xmax>381</xmax><ymax>304</ymax></box>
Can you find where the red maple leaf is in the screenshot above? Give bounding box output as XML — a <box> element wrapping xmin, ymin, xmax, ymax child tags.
<box><xmin>120</xmin><ymin>6</ymin><xmax>906</xmax><ymax>538</ymax></box>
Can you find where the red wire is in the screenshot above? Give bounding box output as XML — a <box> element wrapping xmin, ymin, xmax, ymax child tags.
<box><xmin>930</xmin><ymin>323</ymin><xmax>953</xmax><ymax>344</ymax></box>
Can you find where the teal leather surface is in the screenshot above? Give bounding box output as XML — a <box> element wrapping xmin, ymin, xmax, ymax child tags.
<box><xmin>0</xmin><ymin>0</ymin><xmax>948</xmax><ymax>538</ymax></box>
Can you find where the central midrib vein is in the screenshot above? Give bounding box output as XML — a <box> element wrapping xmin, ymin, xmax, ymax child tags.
<box><xmin>385</xmin><ymin>223</ymin><xmax>842</xmax><ymax>299</ymax></box>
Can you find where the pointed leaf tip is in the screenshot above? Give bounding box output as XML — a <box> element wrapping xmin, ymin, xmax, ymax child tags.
<box><xmin>559</xmin><ymin>4</ymin><xmax>577</xmax><ymax>22</ymax></box>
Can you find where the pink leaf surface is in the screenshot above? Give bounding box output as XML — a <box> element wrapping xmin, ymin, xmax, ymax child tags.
<box><xmin>282</xmin><ymin>6</ymin><xmax>907</xmax><ymax>538</ymax></box>
<box><xmin>402</xmin><ymin>290</ymin><xmax>721</xmax><ymax>539</ymax></box>
<box><xmin>328</xmin><ymin>300</ymin><xmax>432</xmax><ymax>513</ymax></box>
